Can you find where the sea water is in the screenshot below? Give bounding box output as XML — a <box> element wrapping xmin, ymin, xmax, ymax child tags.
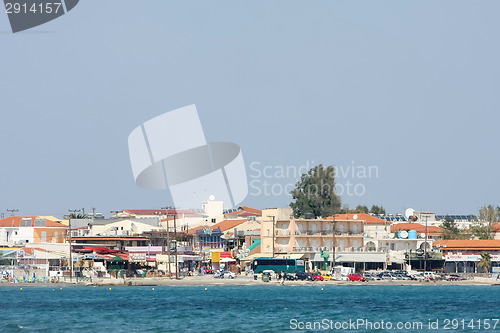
<box><xmin>0</xmin><ymin>285</ymin><xmax>499</xmax><ymax>332</ymax></box>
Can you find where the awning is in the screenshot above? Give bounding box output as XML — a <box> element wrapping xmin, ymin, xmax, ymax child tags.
<box><xmin>334</xmin><ymin>253</ymin><xmax>405</xmax><ymax>264</ymax></box>
<box><xmin>275</xmin><ymin>253</ymin><xmax>305</xmax><ymax>259</ymax></box>
<box><xmin>220</xmin><ymin>258</ymin><xmax>236</xmax><ymax>263</ymax></box>
<box><xmin>177</xmin><ymin>255</ymin><xmax>203</xmax><ymax>262</ymax></box>
<box><xmin>239</xmin><ymin>253</ymin><xmax>265</xmax><ymax>262</ymax></box>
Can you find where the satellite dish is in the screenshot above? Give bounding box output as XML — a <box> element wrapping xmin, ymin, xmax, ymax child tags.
<box><xmin>353</xmin><ymin>214</ymin><xmax>358</xmax><ymax>220</ymax></box>
<box><xmin>405</xmin><ymin>208</ymin><xmax>415</xmax><ymax>219</ymax></box>
<box><xmin>400</xmin><ymin>230</ymin><xmax>408</xmax><ymax>239</ymax></box>
<box><xmin>420</xmin><ymin>233</ymin><xmax>426</xmax><ymax>239</ymax></box>
<box><xmin>209</xmin><ymin>195</ymin><xmax>216</xmax><ymax>201</ymax></box>
<box><xmin>389</xmin><ymin>233</ymin><xmax>395</xmax><ymax>239</ymax></box>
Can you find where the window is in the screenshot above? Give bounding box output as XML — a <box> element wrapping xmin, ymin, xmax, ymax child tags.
<box><xmin>54</xmin><ymin>232</ymin><xmax>58</xmax><ymax>243</ymax></box>
<box><xmin>211</xmin><ymin>219</ymin><xmax>216</xmax><ymax>223</ymax></box>
<box><xmin>41</xmin><ymin>231</ymin><xmax>47</xmax><ymax>243</ymax></box>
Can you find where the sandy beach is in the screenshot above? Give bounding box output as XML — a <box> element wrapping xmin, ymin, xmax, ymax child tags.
<box><xmin>91</xmin><ymin>275</ymin><xmax>499</xmax><ymax>287</ymax></box>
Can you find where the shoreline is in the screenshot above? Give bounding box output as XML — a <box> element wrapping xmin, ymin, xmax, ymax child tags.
<box><xmin>1</xmin><ymin>275</ymin><xmax>499</xmax><ymax>287</ymax></box>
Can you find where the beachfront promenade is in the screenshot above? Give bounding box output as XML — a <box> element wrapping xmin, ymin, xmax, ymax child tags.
<box><xmin>3</xmin><ymin>274</ymin><xmax>494</xmax><ymax>287</ymax></box>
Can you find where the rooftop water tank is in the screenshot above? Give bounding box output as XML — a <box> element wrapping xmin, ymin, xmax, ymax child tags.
<box><xmin>408</xmin><ymin>230</ymin><xmax>418</xmax><ymax>239</ymax></box>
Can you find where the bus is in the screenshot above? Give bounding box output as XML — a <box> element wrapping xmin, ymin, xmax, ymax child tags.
<box><xmin>251</xmin><ymin>257</ymin><xmax>305</xmax><ymax>273</ymax></box>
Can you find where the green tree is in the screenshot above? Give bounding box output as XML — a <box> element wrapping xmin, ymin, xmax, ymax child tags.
<box><xmin>351</xmin><ymin>205</ymin><xmax>369</xmax><ymax>214</ymax></box>
<box><xmin>441</xmin><ymin>216</ymin><xmax>468</xmax><ymax>240</ymax></box>
<box><xmin>472</xmin><ymin>205</ymin><xmax>498</xmax><ymax>239</ymax></box>
<box><xmin>369</xmin><ymin>205</ymin><xmax>386</xmax><ymax>216</ymax></box>
<box><xmin>477</xmin><ymin>252</ymin><xmax>492</xmax><ymax>273</ymax></box>
<box><xmin>290</xmin><ymin>164</ymin><xmax>342</xmax><ymax>218</ymax></box>
<box><xmin>69</xmin><ymin>213</ymin><xmax>88</xmax><ymax>219</ymax></box>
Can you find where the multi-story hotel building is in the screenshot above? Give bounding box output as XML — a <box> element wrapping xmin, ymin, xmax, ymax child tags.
<box><xmin>260</xmin><ymin>209</ymin><xmax>365</xmax><ymax>256</ymax></box>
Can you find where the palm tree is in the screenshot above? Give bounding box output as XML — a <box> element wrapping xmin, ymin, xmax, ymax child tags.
<box><xmin>478</xmin><ymin>252</ymin><xmax>492</xmax><ymax>273</ymax></box>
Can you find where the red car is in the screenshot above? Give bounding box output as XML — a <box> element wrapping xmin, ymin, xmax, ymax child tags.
<box><xmin>348</xmin><ymin>273</ymin><xmax>366</xmax><ymax>282</ymax></box>
<box><xmin>311</xmin><ymin>272</ymin><xmax>324</xmax><ymax>281</ymax></box>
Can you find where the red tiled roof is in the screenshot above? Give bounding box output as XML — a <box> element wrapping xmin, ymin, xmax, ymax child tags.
<box><xmin>0</xmin><ymin>216</ymin><xmax>67</xmax><ymax>228</ymax></box>
<box><xmin>434</xmin><ymin>240</ymin><xmax>500</xmax><ymax>251</ymax></box>
<box><xmin>493</xmin><ymin>223</ymin><xmax>500</xmax><ymax>232</ymax></box>
<box><xmin>391</xmin><ymin>223</ymin><xmax>444</xmax><ymax>234</ymax></box>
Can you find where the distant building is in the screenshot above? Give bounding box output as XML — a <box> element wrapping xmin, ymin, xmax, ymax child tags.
<box><xmin>435</xmin><ymin>239</ymin><xmax>500</xmax><ymax>273</ymax></box>
<box><xmin>0</xmin><ymin>216</ymin><xmax>67</xmax><ymax>247</ymax></box>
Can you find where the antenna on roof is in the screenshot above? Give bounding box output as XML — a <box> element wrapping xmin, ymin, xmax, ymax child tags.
<box><xmin>7</xmin><ymin>209</ymin><xmax>18</xmax><ymax>216</ymax></box>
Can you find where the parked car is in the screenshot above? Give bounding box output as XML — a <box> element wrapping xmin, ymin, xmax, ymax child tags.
<box><xmin>311</xmin><ymin>272</ymin><xmax>324</xmax><ymax>281</ymax></box>
<box><xmin>321</xmin><ymin>273</ymin><xmax>333</xmax><ymax>281</ymax></box>
<box><xmin>445</xmin><ymin>274</ymin><xmax>460</xmax><ymax>281</ymax></box>
<box><xmin>296</xmin><ymin>272</ymin><xmax>314</xmax><ymax>281</ymax></box>
<box><xmin>283</xmin><ymin>273</ymin><xmax>297</xmax><ymax>281</ymax></box>
<box><xmin>223</xmin><ymin>271</ymin><xmax>237</xmax><ymax>279</ymax></box>
<box><xmin>214</xmin><ymin>271</ymin><xmax>236</xmax><ymax>279</ymax></box>
<box><xmin>348</xmin><ymin>273</ymin><xmax>366</xmax><ymax>282</ymax></box>
<box><xmin>363</xmin><ymin>272</ymin><xmax>380</xmax><ymax>281</ymax></box>
<box><xmin>377</xmin><ymin>272</ymin><xmax>393</xmax><ymax>280</ymax></box>
<box><xmin>411</xmin><ymin>273</ymin><xmax>425</xmax><ymax>281</ymax></box>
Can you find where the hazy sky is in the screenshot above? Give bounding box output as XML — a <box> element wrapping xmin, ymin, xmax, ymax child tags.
<box><xmin>1</xmin><ymin>1</ymin><xmax>499</xmax><ymax>218</ymax></box>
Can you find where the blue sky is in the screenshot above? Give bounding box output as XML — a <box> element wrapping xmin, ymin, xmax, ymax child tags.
<box><xmin>0</xmin><ymin>1</ymin><xmax>499</xmax><ymax>218</ymax></box>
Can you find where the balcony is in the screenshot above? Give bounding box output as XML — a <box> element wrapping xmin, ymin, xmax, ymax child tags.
<box><xmin>292</xmin><ymin>246</ymin><xmax>329</xmax><ymax>253</ymax></box>
<box><xmin>275</xmin><ymin>230</ymin><xmax>292</xmax><ymax>236</ymax></box>
<box><xmin>290</xmin><ymin>246</ymin><xmax>367</xmax><ymax>253</ymax></box>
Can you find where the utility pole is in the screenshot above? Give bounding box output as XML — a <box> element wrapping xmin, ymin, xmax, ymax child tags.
<box><xmin>424</xmin><ymin>214</ymin><xmax>428</xmax><ymax>272</ymax></box>
<box><xmin>271</xmin><ymin>216</ymin><xmax>275</xmax><ymax>258</ymax></box>
<box><xmin>174</xmin><ymin>213</ymin><xmax>178</xmax><ymax>279</ymax></box>
<box><xmin>332</xmin><ymin>216</ymin><xmax>336</xmax><ymax>269</ymax></box>
<box><xmin>161</xmin><ymin>207</ymin><xmax>172</xmax><ymax>279</ymax></box>
<box><xmin>68</xmin><ymin>209</ymin><xmax>80</xmax><ymax>282</ymax></box>
<box><xmin>7</xmin><ymin>209</ymin><xmax>18</xmax><ymax>216</ymax></box>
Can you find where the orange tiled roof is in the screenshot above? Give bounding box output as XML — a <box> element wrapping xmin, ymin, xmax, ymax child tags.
<box><xmin>71</xmin><ymin>237</ymin><xmax>148</xmax><ymax>241</ymax></box>
<box><xmin>187</xmin><ymin>219</ymin><xmax>249</xmax><ymax>234</ymax></box>
<box><xmin>227</xmin><ymin>206</ymin><xmax>262</xmax><ymax>216</ymax></box>
<box><xmin>391</xmin><ymin>223</ymin><xmax>444</xmax><ymax>234</ymax></box>
<box><xmin>493</xmin><ymin>223</ymin><xmax>500</xmax><ymax>232</ymax></box>
<box><xmin>0</xmin><ymin>216</ymin><xmax>67</xmax><ymax>228</ymax></box>
<box><xmin>323</xmin><ymin>213</ymin><xmax>387</xmax><ymax>224</ymax></box>
<box><xmin>434</xmin><ymin>240</ymin><xmax>500</xmax><ymax>251</ymax></box>
<box><xmin>122</xmin><ymin>209</ymin><xmax>198</xmax><ymax>216</ymax></box>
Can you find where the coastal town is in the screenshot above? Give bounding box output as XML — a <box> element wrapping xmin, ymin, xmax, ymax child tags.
<box><xmin>1</xmin><ymin>198</ymin><xmax>499</xmax><ymax>286</ymax></box>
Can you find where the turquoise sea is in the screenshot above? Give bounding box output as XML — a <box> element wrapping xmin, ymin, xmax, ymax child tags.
<box><xmin>1</xmin><ymin>285</ymin><xmax>499</xmax><ymax>332</ymax></box>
